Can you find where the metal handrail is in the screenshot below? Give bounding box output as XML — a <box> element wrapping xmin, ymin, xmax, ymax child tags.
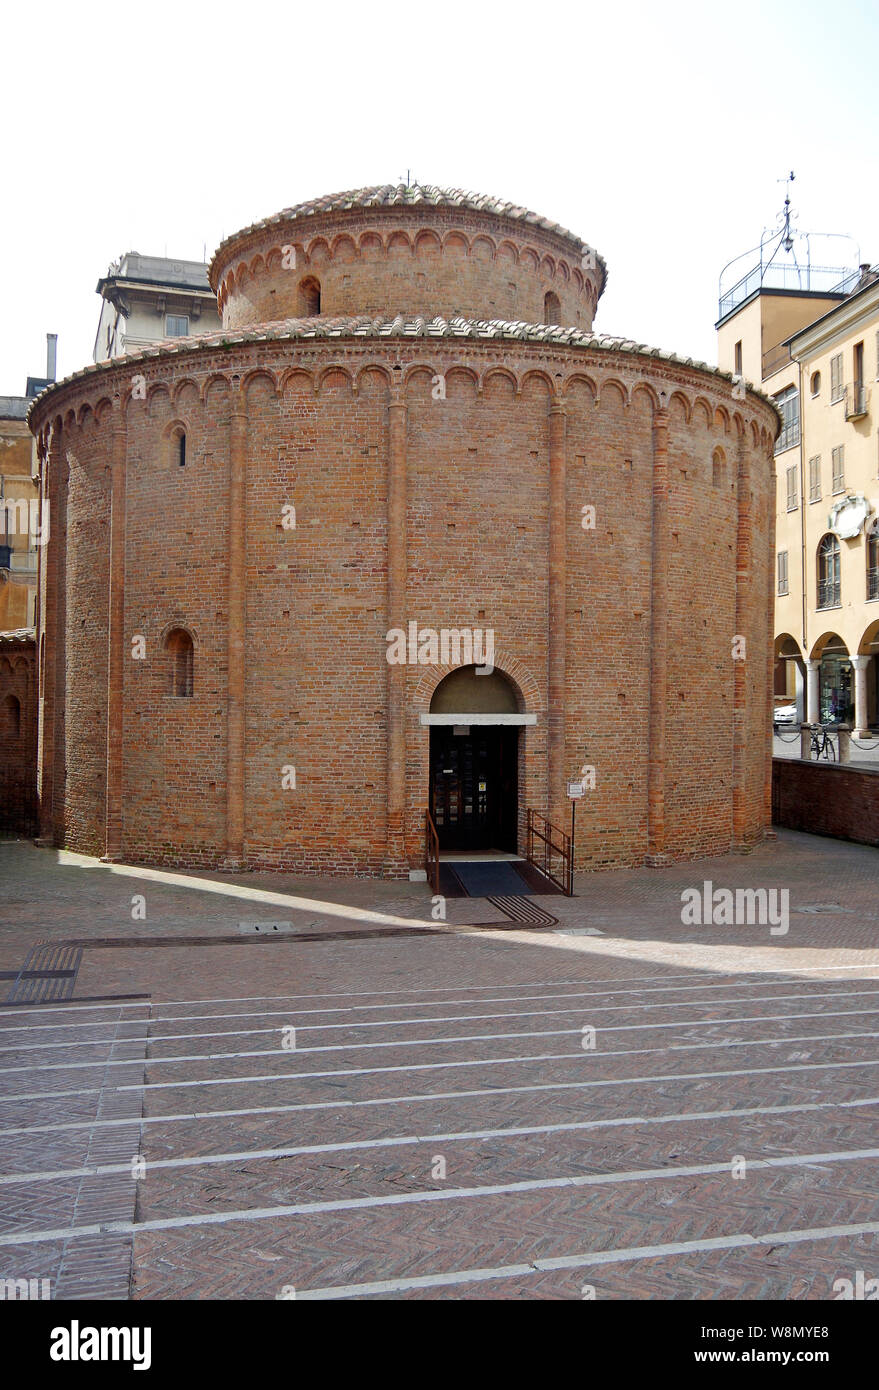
<box><xmin>817</xmin><ymin>578</ymin><xmax>841</xmax><ymax>609</ymax></box>
<box><xmin>844</xmin><ymin>383</ymin><xmax>869</xmax><ymax>419</ymax></box>
<box><xmin>424</xmin><ymin>809</ymin><xmax>440</xmax><ymax>897</ymax></box>
<box><xmin>526</xmin><ymin>808</ymin><xmax>572</xmax><ymax>896</ymax></box>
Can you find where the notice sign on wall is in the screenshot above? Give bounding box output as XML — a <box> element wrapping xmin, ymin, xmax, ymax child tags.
<box><xmin>567</xmin><ymin>780</ymin><xmax>585</xmax><ymax>799</ymax></box>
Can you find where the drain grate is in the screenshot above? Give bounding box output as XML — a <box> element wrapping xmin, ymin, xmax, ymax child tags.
<box><xmin>6</xmin><ymin>944</ymin><xmax>82</xmax><ymax>1003</ymax></box>
<box><xmin>486</xmin><ymin>895</ymin><xmax>558</xmax><ymax>928</ymax></box>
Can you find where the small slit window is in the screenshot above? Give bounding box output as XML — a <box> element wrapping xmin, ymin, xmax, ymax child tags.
<box><xmin>300</xmin><ymin>278</ymin><xmax>321</xmax><ymax>316</ymax></box>
<box><xmin>165</xmin><ymin>628</ymin><xmax>194</xmax><ymax>697</ymax></box>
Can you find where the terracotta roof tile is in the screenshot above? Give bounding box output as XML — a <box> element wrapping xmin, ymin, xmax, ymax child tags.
<box><xmin>211</xmin><ymin>184</ymin><xmax>606</xmax><ymax>286</ymax></box>
<box><xmin>28</xmin><ymin>315</ymin><xmax>778</xmax><ymax>421</ymax></box>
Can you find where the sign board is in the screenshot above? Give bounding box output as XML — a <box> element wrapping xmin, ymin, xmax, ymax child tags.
<box><xmin>567</xmin><ymin>779</ymin><xmax>585</xmax><ymax>799</ymax></box>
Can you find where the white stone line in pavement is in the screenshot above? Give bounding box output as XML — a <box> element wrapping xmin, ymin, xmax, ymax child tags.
<box><xmin>5</xmin><ymin>1054</ymin><xmax>879</xmax><ymax>1138</ymax></box>
<box><xmin>6</xmin><ymin>1080</ymin><xmax>879</xmax><ymax>1187</ymax></box>
<box><xmin>5</xmin><ymin>999</ymin><xmax>879</xmax><ymax>1058</ymax></box>
<box><xmin>295</xmin><ymin>1219</ymin><xmax>879</xmax><ymax>1299</ymax></box>
<box><xmin>4</xmin><ymin>973</ymin><xmax>877</xmax><ymax>1035</ymax></box>
<box><xmin>1</xmin><ymin>964</ymin><xmax>878</xmax><ymax>1023</ymax></box>
<box><xmin>7</xmin><ymin>978</ymin><xmax>879</xmax><ymax>1048</ymax></box>
<box><xmin>8</xmin><ymin>987</ymin><xmax>879</xmax><ymax>1078</ymax></box>
<box><xmin>4</xmin><ymin>1090</ymin><xmax>879</xmax><ymax>1151</ymax></box>
<box><xmin>3</xmin><ymin>1146</ymin><xmax>879</xmax><ymax>1248</ymax></box>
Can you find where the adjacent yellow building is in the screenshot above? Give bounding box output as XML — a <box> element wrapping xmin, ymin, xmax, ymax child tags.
<box><xmin>718</xmin><ymin>237</ymin><xmax>878</xmax><ymax>736</ymax></box>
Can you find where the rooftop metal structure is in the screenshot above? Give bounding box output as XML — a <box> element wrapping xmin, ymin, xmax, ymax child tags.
<box><xmin>718</xmin><ymin>174</ymin><xmax>861</xmax><ymax>322</ymax></box>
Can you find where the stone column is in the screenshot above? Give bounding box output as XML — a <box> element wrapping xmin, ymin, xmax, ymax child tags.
<box><xmin>386</xmin><ymin>390</ymin><xmax>408</xmax><ymax>872</ymax></box>
<box><xmin>804</xmin><ymin>658</ymin><xmax>820</xmax><ymax>725</ymax></box>
<box><xmin>732</xmin><ymin>434</ymin><xmax>751</xmax><ymax>849</ymax></box>
<box><xmin>224</xmin><ymin>384</ymin><xmax>247</xmax><ymax>867</ymax></box>
<box><xmin>104</xmin><ymin>403</ymin><xmax>127</xmax><ymax>859</ymax></box>
<box><xmin>646</xmin><ymin>405</ymin><xmax>669</xmax><ymax>864</ymax></box>
<box><xmin>548</xmin><ymin>401</ymin><xmax>567</xmax><ymax>828</ymax></box>
<box><xmin>851</xmin><ymin>654</ymin><xmax>870</xmax><ymax>737</ymax></box>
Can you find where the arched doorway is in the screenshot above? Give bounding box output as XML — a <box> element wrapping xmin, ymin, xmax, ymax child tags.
<box><xmin>428</xmin><ymin>666</ymin><xmax>520</xmax><ymax>852</ymax></box>
<box><xmin>811</xmin><ymin>632</ymin><xmax>852</xmax><ymax>725</ymax></box>
<box><xmin>774</xmin><ymin>633</ymin><xmax>804</xmax><ymax>721</ymax></box>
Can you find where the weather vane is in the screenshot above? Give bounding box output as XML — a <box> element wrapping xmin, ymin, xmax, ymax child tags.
<box><xmin>778</xmin><ymin>170</ymin><xmax>796</xmax><ymax>251</ymax></box>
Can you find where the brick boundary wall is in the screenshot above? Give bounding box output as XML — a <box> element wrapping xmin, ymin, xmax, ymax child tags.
<box><xmin>772</xmin><ymin>756</ymin><xmax>879</xmax><ymax>848</ymax></box>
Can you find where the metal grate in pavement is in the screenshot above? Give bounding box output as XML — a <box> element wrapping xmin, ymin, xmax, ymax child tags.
<box><xmin>486</xmin><ymin>895</ymin><xmax>559</xmax><ymax>927</ymax></box>
<box><xmin>6</xmin><ymin>944</ymin><xmax>83</xmax><ymax>1003</ymax></box>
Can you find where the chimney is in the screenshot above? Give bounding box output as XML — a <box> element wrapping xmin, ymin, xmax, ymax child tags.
<box><xmin>857</xmin><ymin>263</ymin><xmax>878</xmax><ymax>289</ymax></box>
<box><xmin>46</xmin><ymin>333</ymin><xmax>58</xmax><ymax>382</ymax></box>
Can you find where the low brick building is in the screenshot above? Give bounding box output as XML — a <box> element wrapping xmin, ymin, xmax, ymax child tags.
<box><xmin>0</xmin><ymin>628</ymin><xmax>37</xmax><ymax>835</ymax></box>
<box><xmin>27</xmin><ymin>184</ymin><xmax>779</xmax><ymax>875</ymax></box>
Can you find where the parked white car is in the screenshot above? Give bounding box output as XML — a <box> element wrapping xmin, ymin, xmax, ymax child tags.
<box><xmin>773</xmin><ymin>702</ymin><xmax>798</xmax><ymax>726</ymax></box>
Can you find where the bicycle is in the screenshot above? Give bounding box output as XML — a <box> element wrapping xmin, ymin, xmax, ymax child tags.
<box><xmin>809</xmin><ymin>725</ymin><xmax>836</xmax><ymax>761</ymax></box>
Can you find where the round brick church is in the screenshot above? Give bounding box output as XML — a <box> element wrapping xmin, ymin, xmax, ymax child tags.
<box><xmin>29</xmin><ymin>184</ymin><xmax>779</xmax><ymax>878</ymax></box>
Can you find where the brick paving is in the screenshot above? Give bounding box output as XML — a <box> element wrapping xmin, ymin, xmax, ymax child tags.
<box><xmin>1</xmin><ymin>829</ymin><xmax>878</xmax><ymax>1300</ymax></box>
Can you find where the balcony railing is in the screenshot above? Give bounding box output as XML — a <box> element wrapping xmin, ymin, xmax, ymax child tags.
<box><xmin>719</xmin><ymin>262</ymin><xmax>859</xmax><ymax>320</ymax></box>
<box><xmin>762</xmin><ymin>343</ymin><xmax>792</xmax><ymax>379</ymax></box>
<box><xmin>844</xmin><ymin>383</ymin><xmax>869</xmax><ymax>420</ymax></box>
<box><xmin>775</xmin><ymin>421</ymin><xmax>800</xmax><ymax>454</ymax></box>
<box><xmin>818</xmin><ymin>578</ymin><xmax>841</xmax><ymax>609</ymax></box>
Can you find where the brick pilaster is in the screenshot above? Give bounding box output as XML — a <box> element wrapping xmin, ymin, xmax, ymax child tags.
<box><xmin>225</xmin><ymin>385</ymin><xmax>247</xmax><ymax>865</ymax></box>
<box><xmin>37</xmin><ymin>432</ymin><xmax>64</xmax><ymax>843</ymax></box>
<box><xmin>646</xmin><ymin>405</ymin><xmax>669</xmax><ymax>863</ymax></box>
<box><xmin>386</xmin><ymin>391</ymin><xmax>408</xmax><ymax>873</ymax></box>
<box><xmin>548</xmin><ymin>401</ymin><xmax>567</xmax><ymax>828</ymax></box>
<box><xmin>732</xmin><ymin>433</ymin><xmax>752</xmax><ymax>848</ymax></box>
<box><xmin>104</xmin><ymin>404</ymin><xmax>127</xmax><ymax>859</ymax></box>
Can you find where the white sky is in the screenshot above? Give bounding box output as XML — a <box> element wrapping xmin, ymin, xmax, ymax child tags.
<box><xmin>2</xmin><ymin>0</ymin><xmax>876</xmax><ymax>395</ymax></box>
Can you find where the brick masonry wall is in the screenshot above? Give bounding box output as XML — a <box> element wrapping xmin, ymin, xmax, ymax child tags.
<box><xmin>214</xmin><ymin>210</ymin><xmax>601</xmax><ymax>332</ymax></box>
<box><xmin>29</xmin><ymin>333</ymin><xmax>778</xmax><ymax>876</ymax></box>
<box><xmin>772</xmin><ymin>756</ymin><xmax>879</xmax><ymax>847</ymax></box>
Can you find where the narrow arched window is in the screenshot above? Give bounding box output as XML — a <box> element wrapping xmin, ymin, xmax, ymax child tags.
<box><xmin>165</xmin><ymin>628</ymin><xmax>194</xmax><ymax>697</ymax></box>
<box><xmin>867</xmin><ymin>519</ymin><xmax>879</xmax><ymax>601</ymax></box>
<box><xmin>712</xmin><ymin>448</ymin><xmax>725</xmax><ymax>488</ymax></box>
<box><xmin>817</xmin><ymin>534</ymin><xmax>841</xmax><ymax>609</ymax></box>
<box><xmin>544</xmin><ymin>291</ymin><xmax>561</xmax><ymax>325</ymax></box>
<box><xmin>300</xmin><ymin>278</ymin><xmax>321</xmax><ymax>316</ymax></box>
<box><xmin>168</xmin><ymin>424</ymin><xmax>186</xmax><ymax>469</ymax></box>
<box><xmin>3</xmin><ymin>693</ymin><xmax>21</xmax><ymax>737</ymax></box>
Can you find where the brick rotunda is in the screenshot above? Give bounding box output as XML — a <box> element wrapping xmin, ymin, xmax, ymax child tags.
<box><xmin>28</xmin><ymin>185</ymin><xmax>779</xmax><ymax>877</ymax></box>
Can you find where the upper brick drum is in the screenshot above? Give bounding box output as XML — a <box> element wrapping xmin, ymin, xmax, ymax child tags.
<box><xmin>28</xmin><ymin>185</ymin><xmax>780</xmax><ymax>877</ymax></box>
<box><xmin>210</xmin><ymin>185</ymin><xmax>607</xmax><ymax>331</ymax></box>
